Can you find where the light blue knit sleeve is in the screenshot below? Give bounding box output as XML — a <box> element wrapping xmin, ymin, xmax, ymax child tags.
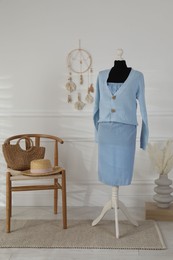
<box><xmin>136</xmin><ymin>73</ymin><xmax>149</xmax><ymax>150</ymax></box>
<box><xmin>93</xmin><ymin>74</ymin><xmax>100</xmax><ymax>142</ymax></box>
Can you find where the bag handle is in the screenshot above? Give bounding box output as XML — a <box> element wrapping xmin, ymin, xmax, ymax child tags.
<box><xmin>16</xmin><ymin>136</ymin><xmax>34</xmax><ymax>152</ymax></box>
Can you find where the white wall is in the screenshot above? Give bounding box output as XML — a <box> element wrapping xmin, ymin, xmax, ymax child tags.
<box><xmin>0</xmin><ymin>0</ymin><xmax>173</xmax><ymax>207</ymax></box>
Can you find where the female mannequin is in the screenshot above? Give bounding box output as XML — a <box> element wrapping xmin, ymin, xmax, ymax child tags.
<box><xmin>92</xmin><ymin>49</ymin><xmax>148</xmax><ymax>238</ymax></box>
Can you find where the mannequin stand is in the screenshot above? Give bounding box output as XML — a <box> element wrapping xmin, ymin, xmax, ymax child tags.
<box><xmin>92</xmin><ymin>186</ymin><xmax>138</xmax><ymax>239</ymax></box>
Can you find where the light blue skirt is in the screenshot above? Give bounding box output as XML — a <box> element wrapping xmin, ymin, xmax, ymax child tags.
<box><xmin>98</xmin><ymin>122</ymin><xmax>137</xmax><ymax>186</ymax></box>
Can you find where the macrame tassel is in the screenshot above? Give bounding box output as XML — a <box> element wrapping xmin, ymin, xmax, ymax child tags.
<box><xmin>88</xmin><ymin>83</ymin><xmax>94</xmax><ymax>93</ymax></box>
<box><xmin>74</xmin><ymin>93</ymin><xmax>85</xmax><ymax>110</ymax></box>
<box><xmin>67</xmin><ymin>94</ymin><xmax>72</xmax><ymax>103</ymax></box>
<box><xmin>85</xmin><ymin>88</ymin><xmax>94</xmax><ymax>103</ymax></box>
<box><xmin>66</xmin><ymin>77</ymin><xmax>77</xmax><ymax>93</ymax></box>
<box><xmin>85</xmin><ymin>93</ymin><xmax>94</xmax><ymax>104</ymax></box>
<box><xmin>80</xmin><ymin>74</ymin><xmax>83</xmax><ymax>85</ymax></box>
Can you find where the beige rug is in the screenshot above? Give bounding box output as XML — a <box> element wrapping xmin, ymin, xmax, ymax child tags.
<box><xmin>0</xmin><ymin>219</ymin><xmax>166</xmax><ymax>249</ymax></box>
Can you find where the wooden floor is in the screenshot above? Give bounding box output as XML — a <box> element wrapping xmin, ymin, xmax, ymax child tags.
<box><xmin>0</xmin><ymin>206</ymin><xmax>173</xmax><ymax>260</ymax></box>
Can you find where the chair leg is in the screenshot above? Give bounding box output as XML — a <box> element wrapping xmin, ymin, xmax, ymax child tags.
<box><xmin>6</xmin><ymin>172</ymin><xmax>11</xmax><ymax>233</ymax></box>
<box><xmin>54</xmin><ymin>179</ymin><xmax>58</xmax><ymax>214</ymax></box>
<box><xmin>10</xmin><ymin>187</ymin><xmax>12</xmax><ymax>217</ymax></box>
<box><xmin>62</xmin><ymin>170</ymin><xmax>67</xmax><ymax>229</ymax></box>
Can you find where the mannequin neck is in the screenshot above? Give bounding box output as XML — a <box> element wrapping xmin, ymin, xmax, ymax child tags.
<box><xmin>107</xmin><ymin>60</ymin><xmax>131</xmax><ymax>83</ymax></box>
<box><xmin>113</xmin><ymin>60</ymin><xmax>128</xmax><ymax>69</ymax></box>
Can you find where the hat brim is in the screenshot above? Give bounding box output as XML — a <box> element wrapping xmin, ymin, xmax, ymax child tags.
<box><xmin>22</xmin><ymin>166</ymin><xmax>63</xmax><ymax>177</ymax></box>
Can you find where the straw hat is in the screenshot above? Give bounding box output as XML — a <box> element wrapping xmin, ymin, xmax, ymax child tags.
<box><xmin>22</xmin><ymin>159</ymin><xmax>62</xmax><ymax>176</ymax></box>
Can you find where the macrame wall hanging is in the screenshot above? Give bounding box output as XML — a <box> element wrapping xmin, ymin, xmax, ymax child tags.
<box><xmin>65</xmin><ymin>40</ymin><xmax>94</xmax><ymax>110</ymax></box>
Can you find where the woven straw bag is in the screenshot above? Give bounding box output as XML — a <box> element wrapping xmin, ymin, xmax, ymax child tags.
<box><xmin>2</xmin><ymin>136</ymin><xmax>45</xmax><ymax>171</ymax></box>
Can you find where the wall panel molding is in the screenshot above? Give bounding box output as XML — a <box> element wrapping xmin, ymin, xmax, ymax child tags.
<box><xmin>0</xmin><ymin>136</ymin><xmax>172</xmax><ymax>143</ymax></box>
<box><xmin>1</xmin><ymin>109</ymin><xmax>173</xmax><ymax>118</ymax></box>
<box><xmin>0</xmin><ymin>178</ymin><xmax>157</xmax><ymax>207</ymax></box>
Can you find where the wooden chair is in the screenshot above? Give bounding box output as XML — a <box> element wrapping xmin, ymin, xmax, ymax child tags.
<box><xmin>3</xmin><ymin>134</ymin><xmax>67</xmax><ymax>233</ymax></box>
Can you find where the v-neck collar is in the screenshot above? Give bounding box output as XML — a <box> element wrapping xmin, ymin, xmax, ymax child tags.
<box><xmin>105</xmin><ymin>68</ymin><xmax>135</xmax><ymax>96</ymax></box>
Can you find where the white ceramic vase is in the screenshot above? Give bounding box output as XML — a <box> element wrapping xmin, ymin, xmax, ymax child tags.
<box><xmin>153</xmin><ymin>174</ymin><xmax>173</xmax><ymax>208</ymax></box>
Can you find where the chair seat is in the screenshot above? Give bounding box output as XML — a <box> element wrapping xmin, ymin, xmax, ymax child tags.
<box><xmin>8</xmin><ymin>167</ymin><xmax>64</xmax><ymax>181</ymax></box>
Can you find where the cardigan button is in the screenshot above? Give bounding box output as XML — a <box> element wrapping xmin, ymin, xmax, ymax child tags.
<box><xmin>112</xmin><ymin>95</ymin><xmax>116</xmax><ymax>100</ymax></box>
<box><xmin>111</xmin><ymin>109</ymin><xmax>116</xmax><ymax>113</ymax></box>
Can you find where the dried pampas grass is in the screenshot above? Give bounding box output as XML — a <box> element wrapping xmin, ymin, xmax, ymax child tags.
<box><xmin>147</xmin><ymin>140</ymin><xmax>173</xmax><ymax>175</ymax></box>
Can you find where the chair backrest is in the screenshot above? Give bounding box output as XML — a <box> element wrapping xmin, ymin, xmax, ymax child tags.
<box><xmin>3</xmin><ymin>134</ymin><xmax>64</xmax><ymax>166</ymax></box>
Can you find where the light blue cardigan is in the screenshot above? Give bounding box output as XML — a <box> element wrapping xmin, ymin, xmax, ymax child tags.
<box><xmin>93</xmin><ymin>69</ymin><xmax>149</xmax><ymax>150</ymax></box>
